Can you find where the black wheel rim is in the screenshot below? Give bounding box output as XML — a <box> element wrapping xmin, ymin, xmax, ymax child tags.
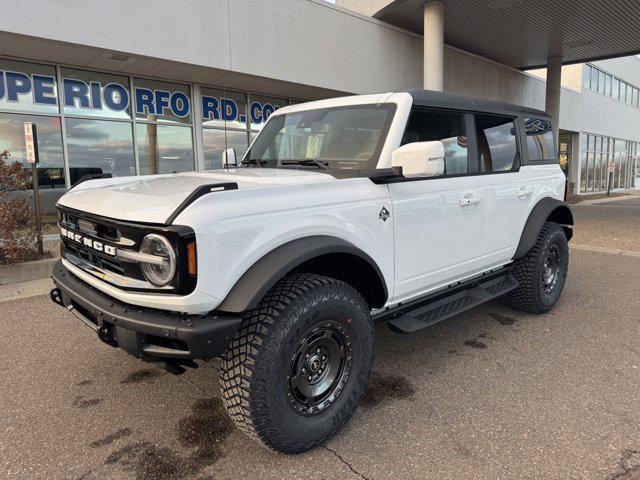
<box><xmin>287</xmin><ymin>321</ymin><xmax>353</xmax><ymax>416</ymax></box>
<box><xmin>542</xmin><ymin>243</ymin><xmax>561</xmax><ymax>294</ymax></box>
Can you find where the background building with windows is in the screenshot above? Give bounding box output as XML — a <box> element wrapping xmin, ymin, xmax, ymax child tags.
<box><xmin>0</xmin><ymin>0</ymin><xmax>639</xmax><ymax>223</ymax></box>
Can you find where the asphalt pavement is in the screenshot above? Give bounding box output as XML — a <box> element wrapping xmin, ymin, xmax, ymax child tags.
<box><xmin>1</xmin><ymin>200</ymin><xmax>640</xmax><ymax>480</ymax></box>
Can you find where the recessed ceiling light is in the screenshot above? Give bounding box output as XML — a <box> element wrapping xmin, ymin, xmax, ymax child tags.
<box><xmin>109</xmin><ymin>54</ymin><xmax>132</xmax><ymax>62</ymax></box>
<box><xmin>95</xmin><ymin>51</ymin><xmax>137</xmax><ymax>65</ymax></box>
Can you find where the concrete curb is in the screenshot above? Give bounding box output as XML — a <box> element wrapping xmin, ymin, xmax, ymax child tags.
<box><xmin>0</xmin><ymin>278</ymin><xmax>54</xmax><ymax>302</ymax></box>
<box><xmin>576</xmin><ymin>192</ymin><xmax>639</xmax><ymax>205</ymax></box>
<box><xmin>0</xmin><ymin>256</ymin><xmax>58</xmax><ymax>285</ymax></box>
<box><xmin>570</xmin><ymin>243</ymin><xmax>640</xmax><ymax>257</ymax></box>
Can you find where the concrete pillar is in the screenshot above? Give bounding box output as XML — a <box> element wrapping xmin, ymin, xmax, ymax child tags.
<box><xmin>545</xmin><ymin>55</ymin><xmax>562</xmax><ymax>147</ymax></box>
<box><xmin>423</xmin><ymin>0</ymin><xmax>444</xmax><ymax>91</ymax></box>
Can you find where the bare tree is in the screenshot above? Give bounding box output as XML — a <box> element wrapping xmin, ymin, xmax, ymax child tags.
<box><xmin>0</xmin><ymin>150</ymin><xmax>41</xmax><ymax>264</ymax></box>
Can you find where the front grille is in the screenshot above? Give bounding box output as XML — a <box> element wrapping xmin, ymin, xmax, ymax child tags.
<box><xmin>58</xmin><ymin>207</ymin><xmax>153</xmax><ymax>289</ymax></box>
<box><xmin>56</xmin><ymin>205</ymin><xmax>198</xmax><ymax>295</ymax></box>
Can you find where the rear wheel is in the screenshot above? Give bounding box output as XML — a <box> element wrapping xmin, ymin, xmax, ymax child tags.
<box><xmin>508</xmin><ymin>221</ymin><xmax>569</xmax><ymax>313</ymax></box>
<box><xmin>219</xmin><ymin>273</ymin><xmax>374</xmax><ymax>453</ymax></box>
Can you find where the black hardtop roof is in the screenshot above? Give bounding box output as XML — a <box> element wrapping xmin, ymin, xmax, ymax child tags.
<box><xmin>405</xmin><ymin>89</ymin><xmax>549</xmax><ymax>118</ymax></box>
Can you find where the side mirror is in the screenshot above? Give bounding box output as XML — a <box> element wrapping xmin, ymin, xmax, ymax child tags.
<box><xmin>222</xmin><ymin>148</ymin><xmax>237</xmax><ymax>168</ymax></box>
<box><xmin>391</xmin><ymin>141</ymin><xmax>445</xmax><ymax>177</ymax></box>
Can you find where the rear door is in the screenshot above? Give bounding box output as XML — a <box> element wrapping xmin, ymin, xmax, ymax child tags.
<box><xmin>389</xmin><ymin>108</ymin><xmax>488</xmax><ymax>301</ymax></box>
<box><xmin>475</xmin><ymin>113</ymin><xmax>533</xmax><ymax>264</ymax></box>
<box><xmin>479</xmin><ymin>115</ymin><xmax>560</xmax><ymax>262</ymax></box>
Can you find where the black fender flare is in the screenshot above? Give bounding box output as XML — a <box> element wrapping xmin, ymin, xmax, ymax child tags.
<box><xmin>216</xmin><ymin>235</ymin><xmax>388</xmax><ymax>313</ymax></box>
<box><xmin>513</xmin><ymin>197</ymin><xmax>574</xmax><ymax>259</ymax></box>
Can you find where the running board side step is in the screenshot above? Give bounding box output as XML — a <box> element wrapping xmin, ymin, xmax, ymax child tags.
<box><xmin>385</xmin><ymin>274</ymin><xmax>519</xmax><ymax>334</ymax></box>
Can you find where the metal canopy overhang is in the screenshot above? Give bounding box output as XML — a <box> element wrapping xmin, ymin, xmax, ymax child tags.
<box><xmin>373</xmin><ymin>0</ymin><xmax>640</xmax><ymax>69</ymax></box>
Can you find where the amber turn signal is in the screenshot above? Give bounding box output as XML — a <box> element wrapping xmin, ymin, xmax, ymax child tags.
<box><xmin>187</xmin><ymin>242</ymin><xmax>197</xmax><ymax>276</ymax></box>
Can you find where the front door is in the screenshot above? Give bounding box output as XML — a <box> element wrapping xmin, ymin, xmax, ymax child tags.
<box><xmin>389</xmin><ymin>108</ymin><xmax>486</xmax><ymax>301</ymax></box>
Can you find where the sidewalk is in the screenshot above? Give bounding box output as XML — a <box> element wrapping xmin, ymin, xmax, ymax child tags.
<box><xmin>574</xmin><ymin>189</ymin><xmax>640</xmax><ymax>205</ymax></box>
<box><xmin>0</xmin><ymin>238</ymin><xmax>59</xmax><ymax>285</ymax></box>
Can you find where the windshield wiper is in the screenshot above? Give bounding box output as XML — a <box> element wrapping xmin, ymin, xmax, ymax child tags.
<box><xmin>281</xmin><ymin>159</ymin><xmax>329</xmax><ymax>170</ymax></box>
<box><xmin>240</xmin><ymin>158</ymin><xmax>265</xmax><ymax>167</ymax></box>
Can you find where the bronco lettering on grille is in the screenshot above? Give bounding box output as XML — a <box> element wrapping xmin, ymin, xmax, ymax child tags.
<box><xmin>60</xmin><ymin>227</ymin><xmax>117</xmax><ymax>256</ymax></box>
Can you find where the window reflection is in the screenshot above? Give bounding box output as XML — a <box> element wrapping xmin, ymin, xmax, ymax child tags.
<box><xmin>524</xmin><ymin>118</ymin><xmax>554</xmax><ymax>161</ymax></box>
<box><xmin>201</xmin><ymin>88</ymin><xmax>248</xmax><ymax>130</ymax></box>
<box><xmin>475</xmin><ymin>115</ymin><xmax>518</xmax><ymax>172</ymax></box>
<box><xmin>249</xmin><ymin>95</ymin><xmax>288</xmax><ymax>131</ymax></box>
<box><xmin>65</xmin><ymin>118</ymin><xmax>135</xmax><ymax>185</ymax></box>
<box><xmin>134</xmin><ymin>78</ymin><xmax>191</xmax><ymax>125</ymax></box>
<box><xmin>61</xmin><ymin>68</ymin><xmax>131</xmax><ymax>119</ymax></box>
<box><xmin>137</xmin><ymin>124</ymin><xmax>194</xmax><ymax>175</ymax></box>
<box><xmin>401</xmin><ymin>109</ymin><xmax>470</xmax><ymax>175</ymax></box>
<box><xmin>0</xmin><ymin>60</ymin><xmax>58</xmax><ymax>115</ymax></box>
<box><xmin>0</xmin><ymin>113</ymin><xmax>64</xmax><ymax>215</ymax></box>
<box><xmin>203</xmin><ymin>129</ymin><xmax>249</xmax><ymax>169</ymax></box>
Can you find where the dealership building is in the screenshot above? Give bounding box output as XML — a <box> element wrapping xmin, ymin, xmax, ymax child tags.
<box><xmin>1</xmin><ymin>0</ymin><xmax>639</xmax><ymax>219</ymax></box>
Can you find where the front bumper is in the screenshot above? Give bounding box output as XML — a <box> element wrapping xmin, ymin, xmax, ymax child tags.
<box><xmin>51</xmin><ymin>260</ymin><xmax>242</xmax><ymax>360</ymax></box>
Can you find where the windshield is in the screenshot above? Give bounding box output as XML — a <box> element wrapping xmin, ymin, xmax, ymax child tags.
<box><xmin>243</xmin><ymin>104</ymin><xmax>396</xmax><ymax>173</ymax></box>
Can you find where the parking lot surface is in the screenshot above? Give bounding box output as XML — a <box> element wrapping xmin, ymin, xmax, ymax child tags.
<box><xmin>2</xmin><ymin>201</ymin><xmax>640</xmax><ymax>480</ymax></box>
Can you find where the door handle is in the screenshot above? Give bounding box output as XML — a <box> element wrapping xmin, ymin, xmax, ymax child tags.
<box><xmin>516</xmin><ymin>187</ymin><xmax>533</xmax><ymax>198</ymax></box>
<box><xmin>459</xmin><ymin>194</ymin><xmax>482</xmax><ymax>206</ymax></box>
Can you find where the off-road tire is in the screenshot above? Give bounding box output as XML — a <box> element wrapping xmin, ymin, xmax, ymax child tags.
<box><xmin>219</xmin><ymin>273</ymin><xmax>374</xmax><ymax>453</ymax></box>
<box><xmin>508</xmin><ymin>221</ymin><xmax>569</xmax><ymax>313</ymax></box>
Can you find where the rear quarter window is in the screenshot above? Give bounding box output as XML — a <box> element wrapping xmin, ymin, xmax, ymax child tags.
<box><xmin>524</xmin><ymin>117</ymin><xmax>555</xmax><ymax>162</ymax></box>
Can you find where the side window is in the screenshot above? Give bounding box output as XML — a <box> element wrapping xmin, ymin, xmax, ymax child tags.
<box><xmin>401</xmin><ymin>109</ymin><xmax>471</xmax><ymax>175</ymax></box>
<box><xmin>475</xmin><ymin>114</ymin><xmax>519</xmax><ymax>172</ymax></box>
<box><xmin>524</xmin><ymin>117</ymin><xmax>555</xmax><ymax>162</ymax></box>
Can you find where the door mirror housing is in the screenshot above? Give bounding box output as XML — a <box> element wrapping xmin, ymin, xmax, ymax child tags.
<box><xmin>391</xmin><ymin>141</ymin><xmax>445</xmax><ymax>177</ymax></box>
<box><xmin>223</xmin><ymin>148</ymin><xmax>237</xmax><ymax>168</ymax></box>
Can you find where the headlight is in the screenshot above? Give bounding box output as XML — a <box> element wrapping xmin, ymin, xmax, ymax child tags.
<box><xmin>140</xmin><ymin>234</ymin><xmax>176</xmax><ymax>286</ymax></box>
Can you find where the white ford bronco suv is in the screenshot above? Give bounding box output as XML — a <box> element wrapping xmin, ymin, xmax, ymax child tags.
<box><xmin>50</xmin><ymin>90</ymin><xmax>573</xmax><ymax>453</ymax></box>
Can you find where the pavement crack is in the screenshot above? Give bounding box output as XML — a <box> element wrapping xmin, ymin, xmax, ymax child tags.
<box><xmin>181</xmin><ymin>375</ymin><xmax>208</xmax><ymax>395</ymax></box>
<box><xmin>323</xmin><ymin>445</ymin><xmax>371</xmax><ymax>480</ymax></box>
<box><xmin>76</xmin><ymin>469</ymin><xmax>92</xmax><ymax>480</ymax></box>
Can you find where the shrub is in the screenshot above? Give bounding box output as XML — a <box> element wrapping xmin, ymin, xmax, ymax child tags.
<box><xmin>0</xmin><ymin>150</ymin><xmax>41</xmax><ymax>264</ymax></box>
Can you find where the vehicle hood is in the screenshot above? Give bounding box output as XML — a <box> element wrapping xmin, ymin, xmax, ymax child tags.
<box><xmin>57</xmin><ymin>168</ymin><xmax>335</xmax><ymax>224</ymax></box>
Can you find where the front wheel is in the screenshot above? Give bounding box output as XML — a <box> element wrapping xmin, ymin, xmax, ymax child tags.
<box><xmin>508</xmin><ymin>221</ymin><xmax>569</xmax><ymax>313</ymax></box>
<box><xmin>219</xmin><ymin>273</ymin><xmax>374</xmax><ymax>453</ymax></box>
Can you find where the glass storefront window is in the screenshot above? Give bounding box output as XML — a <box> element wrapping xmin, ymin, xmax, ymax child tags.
<box><xmin>249</xmin><ymin>95</ymin><xmax>289</xmax><ymax>131</ymax></box>
<box><xmin>0</xmin><ymin>112</ymin><xmax>64</xmax><ymax>215</ymax></box>
<box><xmin>594</xmin><ymin>153</ymin><xmax>602</xmax><ymax>190</ymax></box>
<box><xmin>619</xmin><ymin>83</ymin><xmax>627</xmax><ymax>104</ymax></box>
<box><xmin>203</xmin><ymin>129</ymin><xmax>249</xmax><ymax>170</ymax></box>
<box><xmin>1</xmin><ymin>58</ymin><xmax>302</xmax><ymax>197</ymax></box>
<box><xmin>201</xmin><ymin>88</ymin><xmax>248</xmax><ymax>130</ymax></box>
<box><xmin>582</xmin><ymin>65</ymin><xmax>591</xmax><ymax>90</ymax></box>
<box><xmin>134</xmin><ymin>79</ymin><xmax>191</xmax><ymax>125</ymax></box>
<box><xmin>137</xmin><ymin>124</ymin><xmax>194</xmax><ymax>175</ymax></box>
<box><xmin>580</xmin><ymin>149</ymin><xmax>587</xmax><ymax>193</ymax></box>
<box><xmin>65</xmin><ymin>118</ymin><xmax>135</xmax><ymax>185</ymax></box>
<box><xmin>225</xmin><ymin>129</ymin><xmax>249</xmax><ymax>163</ymax></box>
<box><xmin>579</xmin><ymin>134</ymin><xmax>638</xmax><ymax>194</ymax></box>
<box><xmin>203</xmin><ymin>128</ymin><xmax>225</xmax><ymax>170</ymax></box>
<box><xmin>597</xmin><ymin>70</ymin><xmax>606</xmax><ymax>94</ymax></box>
<box><xmin>61</xmin><ymin>68</ymin><xmax>131</xmax><ymax>119</ymax></box>
<box><xmin>590</xmin><ymin>67</ymin><xmax>599</xmax><ymax>92</ymax></box>
<box><xmin>0</xmin><ymin>60</ymin><xmax>58</xmax><ymax>115</ymax></box>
